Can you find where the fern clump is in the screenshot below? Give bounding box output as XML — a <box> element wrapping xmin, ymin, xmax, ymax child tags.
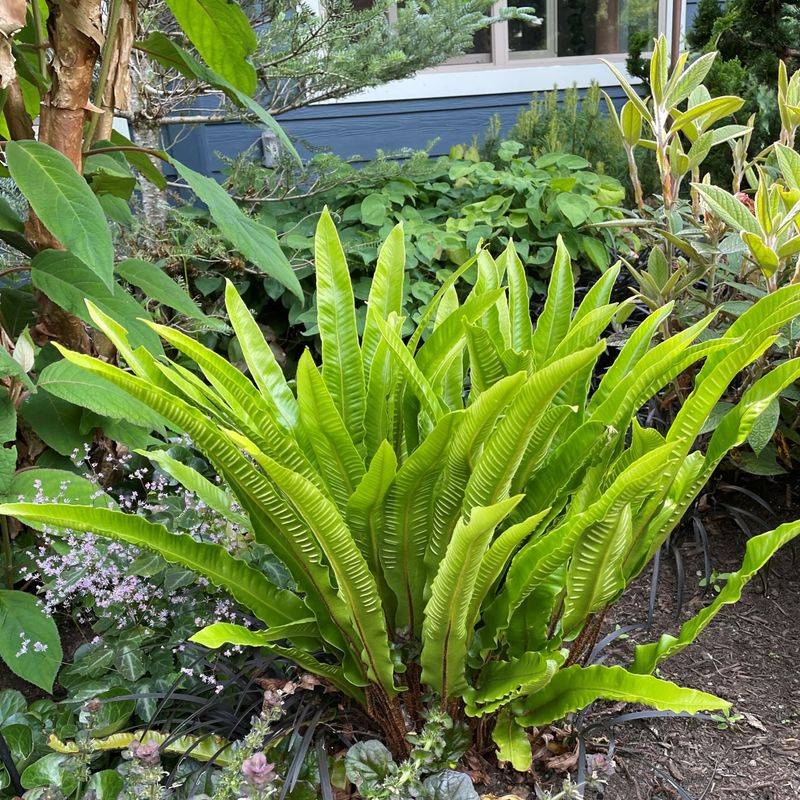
<box><xmin>4</xmin><ymin>211</ymin><xmax>799</xmax><ymax>767</ymax></box>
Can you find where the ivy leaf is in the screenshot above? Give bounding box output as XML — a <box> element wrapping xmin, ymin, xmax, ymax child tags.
<box><xmin>86</xmin><ymin>770</ymin><xmax>124</xmax><ymax>800</ymax></box>
<box><xmin>21</xmin><ymin>753</ymin><xmax>78</xmax><ymax>794</ymax></box>
<box><xmin>6</xmin><ymin>141</ymin><xmax>114</xmax><ymax>289</ymax></box>
<box><xmin>0</xmin><ymin>590</ymin><xmax>62</xmax><ymax>693</ymax></box>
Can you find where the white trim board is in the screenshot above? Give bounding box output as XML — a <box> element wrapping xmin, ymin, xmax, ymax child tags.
<box><xmin>328</xmin><ymin>59</ymin><xmax>639</xmax><ymax>104</ymax></box>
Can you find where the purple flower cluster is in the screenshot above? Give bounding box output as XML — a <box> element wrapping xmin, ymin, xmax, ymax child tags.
<box><xmin>23</xmin><ymin>446</ymin><xmax>250</xmax><ymax>639</ymax></box>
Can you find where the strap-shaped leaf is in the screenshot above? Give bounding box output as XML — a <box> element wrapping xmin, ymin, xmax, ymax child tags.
<box><xmin>296</xmin><ymin>350</ymin><xmax>365</xmax><ymax>514</ymax></box>
<box><xmin>362</xmin><ymin>223</ymin><xmax>405</xmax><ymax>382</ymax></box>
<box><xmin>416</xmin><ymin>290</ymin><xmax>505</xmax><ymax>389</ymax></box>
<box><xmin>189</xmin><ymin>623</ymin><xmax>359</xmax><ymax>699</ymax></box>
<box><xmin>631</xmin><ymin>520</ymin><xmax>800</xmax><ymax>674</ymax></box>
<box><xmin>467</xmin><ymin>509</ymin><xmax>550</xmax><ymax>632</ymax></box>
<box><xmin>492</xmin><ymin>708</ymin><xmax>533</xmax><ymax>771</ymax></box>
<box><xmin>364</xmin><ymin>317</ymin><xmax>402</xmax><ymax>459</ymax></box>
<box><xmin>315</xmin><ymin>208</ymin><xmax>366</xmax><ymax>445</ymax></box>
<box><xmin>433</xmin><ymin>285</ymin><xmax>464</xmax><ymax>410</ymax></box>
<box><xmin>382</xmin><ymin>413</ymin><xmax>460</xmax><ymax>633</ymax></box>
<box><xmin>464</xmin><ymin>342</ymin><xmax>606</xmax><ymax>511</ymax></box>
<box><xmin>142</xmin><ymin>448</ymin><xmax>249</xmax><ymax>528</ymax></box>
<box><xmin>375</xmin><ymin>314</ymin><xmax>448</xmax><ymax>421</ymax></box>
<box><xmin>697</xmin><ymin>284</ymin><xmax>800</xmax><ymax>380</ymax></box>
<box><xmin>146</xmin><ymin>320</ymin><xmax>316</xmax><ymax>483</ymax></box>
<box><xmin>531</xmin><ymin>236</ymin><xmax>574</xmax><ymax>367</ymax></box>
<box><xmin>504</xmin><ymin>241</ymin><xmax>533</xmax><ymax>353</ymax></box>
<box><xmin>465</xmin><ymin>321</ymin><xmax>508</xmax><ymax>395</ymax></box>
<box><xmin>428</xmin><ymin>373</ymin><xmax>527</xmax><ymax>577</ymax></box>
<box><xmin>254</xmin><ymin>453</ymin><xmax>395</xmax><ymax>692</ymax></box>
<box><xmin>514</xmin><ymin>665</ymin><xmax>730</xmax><ymax>726</ymax></box>
<box><xmin>512</xmin><ymin>420</ymin><xmax>609</xmax><ymax>523</ymax></box>
<box><xmin>0</xmin><ymin>503</ymin><xmax>305</xmax><ymax>631</ymax></box>
<box><xmin>225</xmin><ymin>280</ymin><xmax>300</xmax><ymax>432</ymax></box>
<box><xmin>347</xmin><ymin>441</ymin><xmax>397</xmax><ymax>594</ymax></box>
<box><xmin>52</xmin><ymin>347</ymin><xmax>357</xmax><ymax>661</ymax></box>
<box><xmin>589</xmin><ymin>303</ymin><xmax>674</xmax><ymax>412</ymax></box>
<box><xmin>465</xmin><ymin>651</ymin><xmax>561</xmax><ymax>716</ymax></box>
<box><xmin>562</xmin><ymin>504</ymin><xmax>632</xmax><ymax>635</ymax></box>
<box><xmin>512</xmin><ymin>405</ymin><xmax>576</xmax><ymax>494</ymax></box>
<box><xmin>483</xmin><ymin>443</ymin><xmax>675</xmax><ymax>645</ymax></box>
<box><xmin>571</xmin><ymin>262</ymin><xmax>621</xmax><ymax>327</ymax></box>
<box><xmin>191</xmin><ymin>620</ymin><xmax>318</xmax><ymax>646</ymax></box>
<box><xmin>421</xmin><ymin>496</ymin><xmax>522</xmax><ymax>699</ymax></box>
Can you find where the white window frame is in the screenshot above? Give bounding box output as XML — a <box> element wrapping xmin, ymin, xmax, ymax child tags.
<box><xmin>320</xmin><ymin>0</ymin><xmax>680</xmax><ymax>104</ymax></box>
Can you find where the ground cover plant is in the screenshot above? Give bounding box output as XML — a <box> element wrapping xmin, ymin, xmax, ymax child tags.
<box><xmin>4</xmin><ymin>211</ymin><xmax>800</xmax><ymax>794</ymax></box>
<box><xmin>152</xmin><ymin>139</ymin><xmax>632</xmax><ymax>351</ymax></box>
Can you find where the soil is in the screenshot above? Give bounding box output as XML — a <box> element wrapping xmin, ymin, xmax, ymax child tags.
<box><xmin>535</xmin><ymin>476</ymin><xmax>800</xmax><ymax>800</ymax></box>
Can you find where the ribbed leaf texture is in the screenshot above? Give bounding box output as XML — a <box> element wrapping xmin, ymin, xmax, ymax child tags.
<box><xmin>4</xmin><ymin>220</ymin><xmax>798</xmax><ymax>741</ymax></box>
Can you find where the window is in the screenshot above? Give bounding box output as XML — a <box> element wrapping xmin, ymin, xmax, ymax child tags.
<box><xmin>457</xmin><ymin>0</ymin><xmax>660</xmax><ymax>65</ymax></box>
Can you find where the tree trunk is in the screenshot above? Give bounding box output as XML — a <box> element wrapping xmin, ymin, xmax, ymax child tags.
<box><xmin>131</xmin><ymin>117</ymin><xmax>170</xmax><ymax>229</ymax></box>
<box><xmin>24</xmin><ymin>0</ymin><xmax>102</xmax><ymax>352</ymax></box>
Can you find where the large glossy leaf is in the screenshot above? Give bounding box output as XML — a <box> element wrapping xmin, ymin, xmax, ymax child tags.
<box><xmin>315</xmin><ymin>209</ymin><xmax>366</xmax><ymax>443</ymax></box>
<box><xmin>116</xmin><ymin>258</ymin><xmax>226</xmax><ymax>331</ymax></box>
<box><xmin>6</xmin><ymin>141</ymin><xmax>113</xmax><ymax>288</ymax></box>
<box><xmin>0</xmin><ymin>590</ymin><xmax>62</xmax><ymax>692</ymax></box>
<box><xmin>165</xmin><ymin>0</ymin><xmax>257</xmax><ymax>94</ymax></box>
<box><xmin>137</xmin><ymin>33</ymin><xmax>299</xmax><ymax>161</ymax></box>
<box><xmin>37</xmin><ymin>359</ymin><xmax>166</xmax><ymax>431</ymax></box>
<box><xmin>514</xmin><ymin>665</ymin><xmax>730</xmax><ymax>726</ymax></box>
<box><xmin>31</xmin><ymin>250</ymin><xmax>162</xmax><ymax>354</ymax></box>
<box><xmin>421</xmin><ymin>496</ymin><xmax>522</xmax><ymax>699</ymax></box>
<box><xmin>171</xmin><ymin>159</ymin><xmax>301</xmax><ymax>299</ymax></box>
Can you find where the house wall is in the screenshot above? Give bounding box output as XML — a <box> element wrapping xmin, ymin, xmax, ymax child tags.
<box><xmin>163</xmin><ymin>83</ymin><xmax>631</xmax><ymax>180</ymax></box>
<box><xmin>163</xmin><ymin>0</ymin><xmax>699</xmax><ymax>179</ymax></box>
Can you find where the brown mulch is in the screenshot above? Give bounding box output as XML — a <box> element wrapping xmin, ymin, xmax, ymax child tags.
<box><xmin>475</xmin><ymin>476</ymin><xmax>800</xmax><ymax>800</ymax></box>
<box><xmin>594</xmin><ymin>478</ymin><xmax>800</xmax><ymax>799</ymax></box>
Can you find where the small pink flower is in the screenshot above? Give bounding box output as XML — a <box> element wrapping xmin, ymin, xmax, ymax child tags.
<box><xmin>129</xmin><ymin>739</ymin><xmax>161</xmax><ymax>766</ymax></box>
<box><xmin>242</xmin><ymin>752</ymin><xmax>276</xmax><ymax>788</ymax></box>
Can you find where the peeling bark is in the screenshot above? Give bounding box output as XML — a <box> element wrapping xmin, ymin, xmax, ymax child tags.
<box><xmin>24</xmin><ymin>0</ymin><xmax>102</xmax><ymax>352</ymax></box>
<box><xmin>94</xmin><ymin>0</ymin><xmax>136</xmax><ymax>142</ymax></box>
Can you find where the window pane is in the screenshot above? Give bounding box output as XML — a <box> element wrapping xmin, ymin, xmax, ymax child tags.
<box><xmin>509</xmin><ymin>0</ymin><xmax>548</xmax><ymax>54</ymax></box>
<box><xmin>557</xmin><ymin>0</ymin><xmax>659</xmax><ymax>56</ymax></box>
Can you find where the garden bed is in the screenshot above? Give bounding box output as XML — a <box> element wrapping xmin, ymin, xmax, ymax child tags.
<box><xmin>591</xmin><ymin>478</ymin><xmax>799</xmax><ymax>799</ymax></box>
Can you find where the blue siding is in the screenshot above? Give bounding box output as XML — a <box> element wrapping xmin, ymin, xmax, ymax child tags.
<box><xmin>162</xmin><ymin>85</ymin><xmax>630</xmax><ymax>180</ymax></box>
<box><xmin>685</xmin><ymin>0</ymin><xmax>700</xmax><ymax>30</ymax></box>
